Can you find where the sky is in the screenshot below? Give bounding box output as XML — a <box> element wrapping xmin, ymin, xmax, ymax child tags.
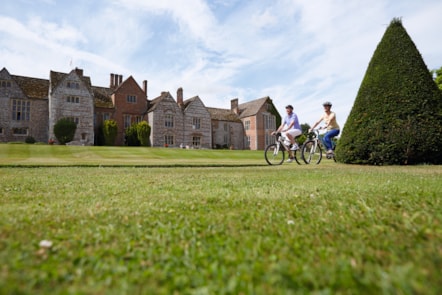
<box><xmin>1</xmin><ymin>0</ymin><xmax>441</xmax><ymax>128</ymax></box>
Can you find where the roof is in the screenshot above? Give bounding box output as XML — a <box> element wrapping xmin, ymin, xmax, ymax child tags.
<box><xmin>207</xmin><ymin>107</ymin><xmax>242</xmax><ymax>122</ymax></box>
<box><xmin>237</xmin><ymin>96</ymin><xmax>270</xmax><ymax>118</ymax></box>
<box><xmin>49</xmin><ymin>69</ymin><xmax>92</xmax><ymax>93</ymax></box>
<box><xmin>11</xmin><ymin>75</ymin><xmax>49</xmax><ymax>100</ymax></box>
<box><xmin>92</xmin><ymin>86</ymin><xmax>114</xmax><ymax>108</ymax></box>
<box><xmin>148</xmin><ymin>91</ymin><xmax>173</xmax><ymax>112</ymax></box>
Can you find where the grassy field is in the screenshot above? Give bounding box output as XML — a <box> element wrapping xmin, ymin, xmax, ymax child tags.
<box><xmin>0</xmin><ymin>144</ymin><xmax>441</xmax><ymax>294</ymax></box>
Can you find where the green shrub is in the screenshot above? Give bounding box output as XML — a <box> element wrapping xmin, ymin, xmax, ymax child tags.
<box><xmin>125</xmin><ymin>124</ymin><xmax>140</xmax><ymax>146</ymax></box>
<box><xmin>53</xmin><ymin>118</ymin><xmax>77</xmax><ymax>145</ymax></box>
<box><xmin>136</xmin><ymin>121</ymin><xmax>151</xmax><ymax>146</ymax></box>
<box><xmin>25</xmin><ymin>136</ymin><xmax>36</xmax><ymax>144</ymax></box>
<box><xmin>337</xmin><ymin>18</ymin><xmax>442</xmax><ymax>165</ymax></box>
<box><xmin>103</xmin><ymin>119</ymin><xmax>117</xmax><ymax>146</ymax></box>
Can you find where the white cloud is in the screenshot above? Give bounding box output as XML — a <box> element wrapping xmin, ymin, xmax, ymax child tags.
<box><xmin>1</xmin><ymin>0</ymin><xmax>441</xmax><ymax>126</ymax></box>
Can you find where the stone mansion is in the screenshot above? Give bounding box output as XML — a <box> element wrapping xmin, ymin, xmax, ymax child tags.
<box><xmin>0</xmin><ymin>67</ymin><xmax>281</xmax><ymax>150</ymax></box>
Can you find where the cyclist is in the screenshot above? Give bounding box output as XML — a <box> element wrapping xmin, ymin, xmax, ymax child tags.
<box><xmin>309</xmin><ymin>101</ymin><xmax>340</xmax><ymax>156</ymax></box>
<box><xmin>272</xmin><ymin>104</ymin><xmax>302</xmax><ymax>152</ymax></box>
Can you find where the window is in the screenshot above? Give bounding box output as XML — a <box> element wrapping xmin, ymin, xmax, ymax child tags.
<box><xmin>1</xmin><ymin>80</ymin><xmax>11</xmax><ymax>87</ymax></box>
<box><xmin>127</xmin><ymin>95</ymin><xmax>136</xmax><ymax>103</ymax></box>
<box><xmin>135</xmin><ymin>116</ymin><xmax>142</xmax><ymax>123</ymax></box>
<box><xmin>223</xmin><ymin>123</ymin><xmax>228</xmax><ymax>131</ymax></box>
<box><xmin>12</xmin><ymin>99</ymin><xmax>30</xmax><ymax>121</ymax></box>
<box><xmin>264</xmin><ymin>114</ymin><xmax>275</xmax><ymax>130</ymax></box>
<box><xmin>102</xmin><ymin>113</ymin><xmax>110</xmax><ymax>121</ymax></box>
<box><xmin>0</xmin><ymin>127</ymin><xmax>3</xmax><ymax>134</ymax></box>
<box><xmin>192</xmin><ymin>136</ymin><xmax>201</xmax><ymax>147</ymax></box>
<box><xmin>246</xmin><ymin>136</ymin><xmax>251</xmax><ymax>148</ymax></box>
<box><xmin>165</xmin><ymin>135</ymin><xmax>174</xmax><ymax>145</ymax></box>
<box><xmin>223</xmin><ymin>134</ymin><xmax>228</xmax><ymax>144</ymax></box>
<box><xmin>192</xmin><ymin>117</ymin><xmax>200</xmax><ymax>129</ymax></box>
<box><xmin>165</xmin><ymin>114</ymin><xmax>174</xmax><ymax>127</ymax></box>
<box><xmin>124</xmin><ymin>115</ymin><xmax>131</xmax><ymax>129</ymax></box>
<box><xmin>67</xmin><ymin>96</ymin><xmax>80</xmax><ymax>103</ymax></box>
<box><xmin>67</xmin><ymin>81</ymin><xmax>80</xmax><ymax>89</ymax></box>
<box><xmin>12</xmin><ymin>127</ymin><xmax>28</xmax><ymax>135</ymax></box>
<box><xmin>245</xmin><ymin>120</ymin><xmax>250</xmax><ymax>131</ymax></box>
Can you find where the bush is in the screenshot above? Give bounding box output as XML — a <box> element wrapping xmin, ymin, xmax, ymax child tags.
<box><xmin>25</xmin><ymin>136</ymin><xmax>36</xmax><ymax>144</ymax></box>
<box><xmin>136</xmin><ymin>121</ymin><xmax>151</xmax><ymax>146</ymax></box>
<box><xmin>337</xmin><ymin>18</ymin><xmax>442</xmax><ymax>165</ymax></box>
<box><xmin>103</xmin><ymin>120</ymin><xmax>117</xmax><ymax>146</ymax></box>
<box><xmin>53</xmin><ymin>118</ymin><xmax>77</xmax><ymax>145</ymax></box>
<box><xmin>125</xmin><ymin>124</ymin><xmax>140</xmax><ymax>146</ymax></box>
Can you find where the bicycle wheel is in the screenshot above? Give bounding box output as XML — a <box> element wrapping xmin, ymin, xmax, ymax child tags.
<box><xmin>264</xmin><ymin>143</ymin><xmax>285</xmax><ymax>165</ymax></box>
<box><xmin>302</xmin><ymin>140</ymin><xmax>322</xmax><ymax>164</ymax></box>
<box><xmin>288</xmin><ymin>148</ymin><xmax>302</xmax><ymax>165</ymax></box>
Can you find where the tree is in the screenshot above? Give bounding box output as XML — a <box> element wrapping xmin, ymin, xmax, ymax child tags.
<box><xmin>136</xmin><ymin>121</ymin><xmax>151</xmax><ymax>146</ymax></box>
<box><xmin>103</xmin><ymin>119</ymin><xmax>117</xmax><ymax>146</ymax></box>
<box><xmin>336</xmin><ymin>18</ymin><xmax>442</xmax><ymax>165</ymax></box>
<box><xmin>53</xmin><ymin>118</ymin><xmax>77</xmax><ymax>145</ymax></box>
<box><xmin>125</xmin><ymin>124</ymin><xmax>140</xmax><ymax>146</ymax></box>
<box><xmin>431</xmin><ymin>66</ymin><xmax>442</xmax><ymax>91</ymax></box>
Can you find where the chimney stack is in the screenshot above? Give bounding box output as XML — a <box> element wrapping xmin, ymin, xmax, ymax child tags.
<box><xmin>231</xmin><ymin>98</ymin><xmax>239</xmax><ymax>114</ymax></box>
<box><xmin>177</xmin><ymin>87</ymin><xmax>183</xmax><ymax>106</ymax></box>
<box><xmin>75</xmin><ymin>67</ymin><xmax>83</xmax><ymax>77</ymax></box>
<box><xmin>110</xmin><ymin>73</ymin><xmax>115</xmax><ymax>88</ymax></box>
<box><xmin>143</xmin><ymin>80</ymin><xmax>148</xmax><ymax>95</ymax></box>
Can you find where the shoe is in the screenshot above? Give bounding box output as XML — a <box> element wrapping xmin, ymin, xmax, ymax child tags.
<box><xmin>286</xmin><ymin>158</ymin><xmax>293</xmax><ymax>163</ymax></box>
<box><xmin>326</xmin><ymin>150</ymin><xmax>333</xmax><ymax>155</ymax></box>
<box><xmin>290</xmin><ymin>144</ymin><xmax>299</xmax><ymax>151</ymax></box>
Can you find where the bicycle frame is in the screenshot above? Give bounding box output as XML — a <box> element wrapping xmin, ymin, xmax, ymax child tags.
<box><xmin>264</xmin><ymin>132</ymin><xmax>301</xmax><ymax>165</ymax></box>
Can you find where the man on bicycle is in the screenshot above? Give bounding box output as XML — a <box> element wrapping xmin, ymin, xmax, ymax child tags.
<box><xmin>309</xmin><ymin>101</ymin><xmax>340</xmax><ymax>156</ymax></box>
<box><xmin>272</xmin><ymin>105</ymin><xmax>302</xmax><ymax>151</ymax></box>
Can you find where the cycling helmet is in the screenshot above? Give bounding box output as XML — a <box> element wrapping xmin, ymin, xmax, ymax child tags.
<box><xmin>285</xmin><ymin>104</ymin><xmax>294</xmax><ymax>110</ymax></box>
<box><xmin>322</xmin><ymin>101</ymin><xmax>332</xmax><ymax>106</ymax></box>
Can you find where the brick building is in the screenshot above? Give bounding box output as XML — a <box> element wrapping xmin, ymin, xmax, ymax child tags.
<box><xmin>0</xmin><ymin>67</ymin><xmax>281</xmax><ymax>150</ymax></box>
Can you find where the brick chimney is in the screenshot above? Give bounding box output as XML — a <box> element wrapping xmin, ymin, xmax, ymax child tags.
<box><xmin>177</xmin><ymin>87</ymin><xmax>183</xmax><ymax>106</ymax></box>
<box><xmin>110</xmin><ymin>73</ymin><xmax>115</xmax><ymax>88</ymax></box>
<box><xmin>231</xmin><ymin>98</ymin><xmax>239</xmax><ymax>114</ymax></box>
<box><xmin>74</xmin><ymin>67</ymin><xmax>83</xmax><ymax>77</ymax></box>
<box><xmin>143</xmin><ymin>80</ymin><xmax>148</xmax><ymax>95</ymax></box>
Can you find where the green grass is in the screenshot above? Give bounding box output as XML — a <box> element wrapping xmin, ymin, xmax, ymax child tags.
<box><xmin>0</xmin><ymin>144</ymin><xmax>441</xmax><ymax>294</ymax></box>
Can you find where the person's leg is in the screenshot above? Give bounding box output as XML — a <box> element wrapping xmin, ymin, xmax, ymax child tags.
<box><xmin>287</xmin><ymin>129</ymin><xmax>302</xmax><ymax>145</ymax></box>
<box><xmin>323</xmin><ymin>129</ymin><xmax>339</xmax><ymax>152</ymax></box>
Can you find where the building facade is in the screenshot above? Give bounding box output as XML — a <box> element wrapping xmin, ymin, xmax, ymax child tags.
<box><xmin>0</xmin><ymin>67</ymin><xmax>280</xmax><ymax>150</ymax></box>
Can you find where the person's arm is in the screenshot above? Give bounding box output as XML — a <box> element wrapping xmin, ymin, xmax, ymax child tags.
<box><xmin>272</xmin><ymin>123</ymin><xmax>284</xmax><ymax>134</ymax></box>
<box><xmin>309</xmin><ymin>117</ymin><xmax>323</xmax><ymax>132</ymax></box>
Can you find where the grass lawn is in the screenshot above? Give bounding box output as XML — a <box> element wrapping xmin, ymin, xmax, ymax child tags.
<box><xmin>0</xmin><ymin>144</ymin><xmax>441</xmax><ymax>294</ymax></box>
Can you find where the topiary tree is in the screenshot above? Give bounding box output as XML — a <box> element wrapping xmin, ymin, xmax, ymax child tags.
<box><xmin>336</xmin><ymin>18</ymin><xmax>442</xmax><ymax>165</ymax></box>
<box><xmin>103</xmin><ymin>119</ymin><xmax>117</xmax><ymax>146</ymax></box>
<box><xmin>136</xmin><ymin>121</ymin><xmax>151</xmax><ymax>146</ymax></box>
<box><xmin>53</xmin><ymin>118</ymin><xmax>77</xmax><ymax>145</ymax></box>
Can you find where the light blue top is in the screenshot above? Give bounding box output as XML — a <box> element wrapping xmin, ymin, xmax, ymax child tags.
<box><xmin>284</xmin><ymin>113</ymin><xmax>301</xmax><ymax>130</ymax></box>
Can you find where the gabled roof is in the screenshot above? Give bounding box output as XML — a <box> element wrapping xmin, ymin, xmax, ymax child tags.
<box><xmin>10</xmin><ymin>75</ymin><xmax>49</xmax><ymax>100</ymax></box>
<box><xmin>207</xmin><ymin>107</ymin><xmax>242</xmax><ymax>122</ymax></box>
<box><xmin>237</xmin><ymin>96</ymin><xmax>270</xmax><ymax>118</ymax></box>
<box><xmin>92</xmin><ymin>86</ymin><xmax>113</xmax><ymax>108</ymax></box>
<box><xmin>49</xmin><ymin>69</ymin><xmax>92</xmax><ymax>93</ymax></box>
<box><xmin>148</xmin><ymin>91</ymin><xmax>174</xmax><ymax>112</ymax></box>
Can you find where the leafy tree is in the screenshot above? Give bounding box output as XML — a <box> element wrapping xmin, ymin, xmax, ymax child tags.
<box><xmin>103</xmin><ymin>120</ymin><xmax>117</xmax><ymax>146</ymax></box>
<box><xmin>136</xmin><ymin>121</ymin><xmax>151</xmax><ymax>146</ymax></box>
<box><xmin>125</xmin><ymin>124</ymin><xmax>140</xmax><ymax>146</ymax></box>
<box><xmin>53</xmin><ymin>118</ymin><xmax>77</xmax><ymax>145</ymax></box>
<box><xmin>336</xmin><ymin>18</ymin><xmax>442</xmax><ymax>165</ymax></box>
<box><xmin>431</xmin><ymin>66</ymin><xmax>442</xmax><ymax>90</ymax></box>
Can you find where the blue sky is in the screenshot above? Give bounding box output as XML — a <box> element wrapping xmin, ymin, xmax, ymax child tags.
<box><xmin>1</xmin><ymin>0</ymin><xmax>441</xmax><ymax>127</ymax></box>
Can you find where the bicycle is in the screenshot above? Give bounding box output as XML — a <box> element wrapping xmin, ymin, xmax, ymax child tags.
<box><xmin>301</xmin><ymin>128</ymin><xmax>336</xmax><ymax>164</ymax></box>
<box><xmin>264</xmin><ymin>132</ymin><xmax>302</xmax><ymax>165</ymax></box>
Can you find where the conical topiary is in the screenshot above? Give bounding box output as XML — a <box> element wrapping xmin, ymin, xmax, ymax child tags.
<box><xmin>336</xmin><ymin>18</ymin><xmax>442</xmax><ymax>165</ymax></box>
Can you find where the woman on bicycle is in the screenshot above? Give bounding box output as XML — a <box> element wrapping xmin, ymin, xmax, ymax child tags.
<box><xmin>309</xmin><ymin>101</ymin><xmax>340</xmax><ymax>155</ymax></box>
<box><xmin>272</xmin><ymin>104</ymin><xmax>302</xmax><ymax>150</ymax></box>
